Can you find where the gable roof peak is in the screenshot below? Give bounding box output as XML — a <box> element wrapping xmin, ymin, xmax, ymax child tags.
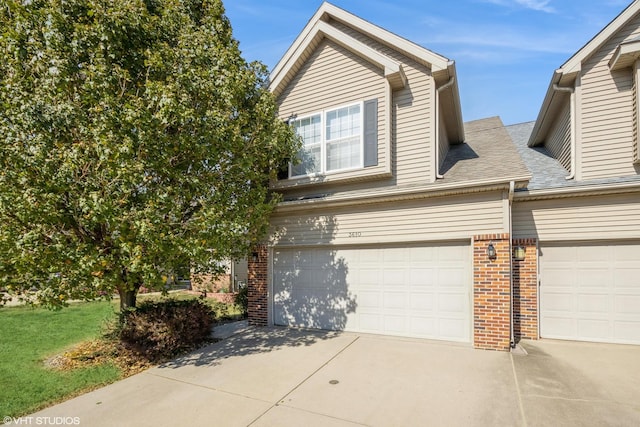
<box><xmin>269</xmin><ymin>2</ymin><xmax>453</xmax><ymax>96</ymax></box>
<box><xmin>561</xmin><ymin>0</ymin><xmax>640</xmax><ymax>75</ymax></box>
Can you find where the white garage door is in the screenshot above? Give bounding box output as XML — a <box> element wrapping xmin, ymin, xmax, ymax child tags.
<box><xmin>272</xmin><ymin>243</ymin><xmax>471</xmax><ymax>342</ymax></box>
<box><xmin>540</xmin><ymin>242</ymin><xmax>640</xmax><ymax>345</ymax></box>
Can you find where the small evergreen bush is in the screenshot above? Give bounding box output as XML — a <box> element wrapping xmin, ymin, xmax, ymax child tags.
<box><xmin>118</xmin><ymin>299</ymin><xmax>214</xmax><ymax>361</ymax></box>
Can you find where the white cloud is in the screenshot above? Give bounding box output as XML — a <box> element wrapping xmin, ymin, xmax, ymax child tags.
<box><xmin>481</xmin><ymin>0</ymin><xmax>556</xmax><ymax>13</ymax></box>
<box><xmin>516</xmin><ymin>0</ymin><xmax>555</xmax><ymax>13</ymax></box>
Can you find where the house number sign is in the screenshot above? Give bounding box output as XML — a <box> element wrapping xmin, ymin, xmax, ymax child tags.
<box><xmin>348</xmin><ymin>232</ymin><xmax>362</xmax><ymax>238</ymax></box>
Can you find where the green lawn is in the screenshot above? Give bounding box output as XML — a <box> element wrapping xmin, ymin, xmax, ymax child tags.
<box><xmin>0</xmin><ymin>301</ymin><xmax>120</xmax><ymax>418</ymax></box>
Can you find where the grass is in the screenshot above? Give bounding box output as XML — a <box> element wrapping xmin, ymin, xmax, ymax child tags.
<box><xmin>0</xmin><ymin>301</ymin><xmax>120</xmax><ymax>418</ymax></box>
<box><xmin>0</xmin><ymin>292</ymin><xmax>244</xmax><ymax>418</ymax></box>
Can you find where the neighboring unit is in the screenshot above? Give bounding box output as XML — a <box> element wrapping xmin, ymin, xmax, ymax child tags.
<box><xmin>512</xmin><ymin>0</ymin><xmax>640</xmax><ymax>345</ymax></box>
<box><xmin>246</xmin><ymin>1</ymin><xmax>640</xmax><ymax>350</ymax></box>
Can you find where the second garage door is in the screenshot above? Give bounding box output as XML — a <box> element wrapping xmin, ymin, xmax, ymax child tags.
<box><xmin>272</xmin><ymin>243</ymin><xmax>471</xmax><ymax>343</ymax></box>
<box><xmin>540</xmin><ymin>241</ymin><xmax>640</xmax><ymax>345</ymax></box>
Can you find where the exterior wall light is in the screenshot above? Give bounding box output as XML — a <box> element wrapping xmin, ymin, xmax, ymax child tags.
<box><xmin>487</xmin><ymin>243</ymin><xmax>497</xmax><ymax>260</ymax></box>
<box><xmin>251</xmin><ymin>252</ymin><xmax>259</xmax><ymax>262</ymax></box>
<box><xmin>514</xmin><ymin>246</ymin><xmax>526</xmax><ymax>261</ymax></box>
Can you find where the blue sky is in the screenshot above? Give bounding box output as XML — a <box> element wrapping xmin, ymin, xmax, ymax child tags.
<box><xmin>225</xmin><ymin>0</ymin><xmax>632</xmax><ymax>125</ymax></box>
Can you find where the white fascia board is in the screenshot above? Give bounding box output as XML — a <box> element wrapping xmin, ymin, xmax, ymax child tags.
<box><xmin>562</xmin><ymin>0</ymin><xmax>640</xmax><ymax>74</ymax></box>
<box><xmin>445</xmin><ymin>61</ymin><xmax>465</xmax><ymax>143</ymax></box>
<box><xmin>527</xmin><ymin>70</ymin><xmax>563</xmax><ymax>147</ymax></box>
<box><xmin>269</xmin><ymin>3</ymin><xmax>328</xmax><ymax>89</ymax></box>
<box><xmin>270</xmin><ymin>2</ymin><xmax>449</xmax><ymax>94</ymax></box>
<box><xmin>270</xmin><ymin>20</ymin><xmax>406</xmax><ymax>94</ymax></box>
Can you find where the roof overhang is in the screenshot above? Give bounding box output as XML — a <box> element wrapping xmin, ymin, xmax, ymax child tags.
<box><xmin>561</xmin><ymin>0</ymin><xmax>640</xmax><ymax>75</ymax></box>
<box><xmin>527</xmin><ymin>70</ymin><xmax>574</xmax><ymax>147</ymax></box>
<box><xmin>609</xmin><ymin>38</ymin><xmax>640</xmax><ymax>70</ymax></box>
<box><xmin>514</xmin><ymin>180</ymin><xmax>640</xmax><ymax>202</ymax></box>
<box><xmin>269</xmin><ymin>20</ymin><xmax>407</xmax><ymax>96</ymax></box>
<box><xmin>437</xmin><ymin>61</ymin><xmax>465</xmax><ymax>144</ymax></box>
<box><xmin>269</xmin><ymin>2</ymin><xmax>451</xmax><ymax>97</ymax></box>
<box><xmin>275</xmin><ymin>177</ymin><xmax>530</xmax><ymax>213</ymax></box>
<box><xmin>529</xmin><ymin>0</ymin><xmax>640</xmax><ymax>146</ymax></box>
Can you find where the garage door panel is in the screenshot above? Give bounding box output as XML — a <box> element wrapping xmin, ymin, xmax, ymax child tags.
<box><xmin>541</xmin><ymin>242</ymin><xmax>640</xmax><ymax>345</ymax></box>
<box><xmin>438</xmin><ymin>268</ymin><xmax>465</xmax><ymax>287</ymax></box>
<box><xmin>615</xmin><ymin>322</ymin><xmax>640</xmax><ymax>342</ymax></box>
<box><xmin>409</xmin><ymin>293</ymin><xmax>435</xmax><ymax>311</ymax></box>
<box><xmin>410</xmin><ymin>268</ymin><xmax>436</xmax><ymax>286</ymax></box>
<box><xmin>615</xmin><ymin>265</ymin><xmax>639</xmax><ymax>287</ymax></box>
<box><xmin>578</xmin><ymin>319</ymin><xmax>609</xmax><ymax>340</ymax></box>
<box><xmin>543</xmin><ymin>292</ymin><xmax>574</xmax><ymax>311</ymax></box>
<box><xmin>383</xmin><ymin>292</ymin><xmax>407</xmax><ymax>309</ymax></box>
<box><xmin>438</xmin><ymin>293</ymin><xmax>466</xmax><ymax>313</ymax></box>
<box><xmin>273</xmin><ymin>243</ymin><xmax>470</xmax><ymax>342</ymax></box>
<box><xmin>578</xmin><ymin>294</ymin><xmax>609</xmax><ymax>313</ymax></box>
<box><xmin>384</xmin><ymin>316</ymin><xmax>406</xmax><ymax>333</ymax></box>
<box><xmin>616</xmin><ymin>295</ymin><xmax>640</xmax><ymax>314</ymax></box>
<box><xmin>409</xmin><ymin>317</ymin><xmax>436</xmax><ymax>336</ymax></box>
<box><xmin>358</xmin><ymin>291</ymin><xmax>380</xmax><ymax>309</ymax></box>
<box><xmin>578</xmin><ymin>268</ymin><xmax>609</xmax><ymax>287</ymax></box>
<box><xmin>383</xmin><ymin>269</ymin><xmax>406</xmax><ymax>286</ymax></box>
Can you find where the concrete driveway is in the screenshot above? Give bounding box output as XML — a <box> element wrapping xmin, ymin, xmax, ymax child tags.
<box><xmin>29</xmin><ymin>325</ymin><xmax>640</xmax><ymax>426</ymax></box>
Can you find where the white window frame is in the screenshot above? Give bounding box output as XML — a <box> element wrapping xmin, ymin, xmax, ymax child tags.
<box><xmin>289</xmin><ymin>101</ymin><xmax>364</xmax><ymax>178</ymax></box>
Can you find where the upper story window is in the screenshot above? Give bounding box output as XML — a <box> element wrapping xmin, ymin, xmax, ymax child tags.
<box><xmin>290</xmin><ymin>102</ymin><xmax>363</xmax><ymax>178</ymax></box>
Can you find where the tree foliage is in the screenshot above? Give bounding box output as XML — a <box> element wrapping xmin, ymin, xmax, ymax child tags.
<box><xmin>0</xmin><ymin>0</ymin><xmax>298</xmax><ymax>309</ymax></box>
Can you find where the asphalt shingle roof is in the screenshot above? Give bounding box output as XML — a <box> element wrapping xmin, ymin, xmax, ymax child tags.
<box><xmin>441</xmin><ymin>116</ymin><xmax>530</xmax><ymax>183</ymax></box>
<box><xmin>506</xmin><ymin>121</ymin><xmax>640</xmax><ymax>191</ymax></box>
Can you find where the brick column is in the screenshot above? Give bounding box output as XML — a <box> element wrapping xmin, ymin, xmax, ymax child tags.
<box><xmin>473</xmin><ymin>234</ymin><xmax>511</xmax><ymax>351</ymax></box>
<box><xmin>512</xmin><ymin>238</ymin><xmax>538</xmax><ymax>341</ymax></box>
<box><xmin>247</xmin><ymin>244</ymin><xmax>268</xmax><ymax>326</ymax></box>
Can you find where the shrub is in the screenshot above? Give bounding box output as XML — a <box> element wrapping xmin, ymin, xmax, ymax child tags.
<box><xmin>235</xmin><ymin>285</ymin><xmax>248</xmax><ymax>317</ymax></box>
<box><xmin>118</xmin><ymin>299</ymin><xmax>214</xmax><ymax>361</ymax></box>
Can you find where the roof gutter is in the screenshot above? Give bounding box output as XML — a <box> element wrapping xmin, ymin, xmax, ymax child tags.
<box><xmin>513</xmin><ymin>180</ymin><xmax>640</xmax><ymax>201</ymax></box>
<box><xmin>276</xmin><ymin>176</ymin><xmax>531</xmax><ymax>212</ymax></box>
<box><xmin>552</xmin><ymin>83</ymin><xmax>576</xmax><ymax>180</ymax></box>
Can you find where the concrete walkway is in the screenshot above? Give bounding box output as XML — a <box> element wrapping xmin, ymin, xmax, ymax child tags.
<box><xmin>27</xmin><ymin>325</ymin><xmax>640</xmax><ymax>426</ymax></box>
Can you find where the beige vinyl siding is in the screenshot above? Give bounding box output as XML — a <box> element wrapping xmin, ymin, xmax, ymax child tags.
<box><xmin>278</xmin><ymin>39</ymin><xmax>387</xmax><ymax>169</ymax></box>
<box><xmin>546</xmin><ymin>100</ymin><xmax>571</xmax><ymax>171</ymax></box>
<box><xmin>579</xmin><ymin>12</ymin><xmax>640</xmax><ymax>180</ymax></box>
<box><xmin>513</xmin><ymin>194</ymin><xmax>640</xmax><ymax>241</ymax></box>
<box><xmin>332</xmin><ymin>20</ymin><xmax>433</xmax><ymax>186</ymax></box>
<box><xmin>271</xmin><ymin>192</ymin><xmax>506</xmax><ymax>247</ymax></box>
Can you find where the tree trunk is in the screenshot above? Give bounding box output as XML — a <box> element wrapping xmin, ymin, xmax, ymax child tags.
<box><xmin>118</xmin><ymin>287</ymin><xmax>138</xmax><ymax>311</ymax></box>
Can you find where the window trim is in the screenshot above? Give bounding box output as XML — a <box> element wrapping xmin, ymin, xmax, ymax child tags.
<box><xmin>289</xmin><ymin>101</ymin><xmax>364</xmax><ymax>179</ymax></box>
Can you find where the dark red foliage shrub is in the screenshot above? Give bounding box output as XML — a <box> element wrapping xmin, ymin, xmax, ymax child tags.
<box><xmin>119</xmin><ymin>298</ymin><xmax>214</xmax><ymax>361</ymax></box>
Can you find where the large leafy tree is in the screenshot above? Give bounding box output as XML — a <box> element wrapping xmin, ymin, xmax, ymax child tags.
<box><xmin>0</xmin><ymin>0</ymin><xmax>297</xmax><ymax>309</ymax></box>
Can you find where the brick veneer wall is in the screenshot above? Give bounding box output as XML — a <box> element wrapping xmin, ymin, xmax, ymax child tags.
<box><xmin>248</xmin><ymin>244</ymin><xmax>268</xmax><ymax>326</ymax></box>
<box><xmin>473</xmin><ymin>234</ymin><xmax>511</xmax><ymax>351</ymax></box>
<box><xmin>512</xmin><ymin>238</ymin><xmax>538</xmax><ymax>341</ymax></box>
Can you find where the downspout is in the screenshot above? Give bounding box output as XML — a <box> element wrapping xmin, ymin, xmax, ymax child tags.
<box><xmin>553</xmin><ymin>84</ymin><xmax>576</xmax><ymax>180</ymax></box>
<box><xmin>434</xmin><ymin>76</ymin><xmax>456</xmax><ymax>179</ymax></box>
<box><xmin>508</xmin><ymin>181</ymin><xmax>515</xmax><ymax>348</ymax></box>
